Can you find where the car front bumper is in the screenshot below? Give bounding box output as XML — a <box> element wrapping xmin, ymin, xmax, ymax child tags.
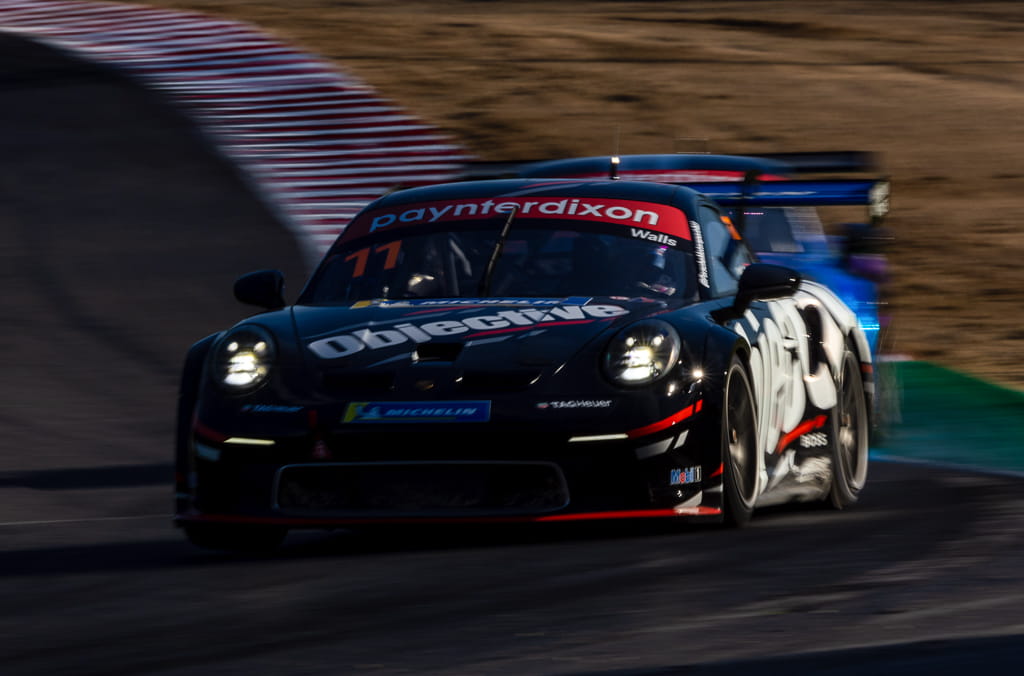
<box><xmin>176</xmin><ymin>406</ymin><xmax>724</xmax><ymax>527</ymax></box>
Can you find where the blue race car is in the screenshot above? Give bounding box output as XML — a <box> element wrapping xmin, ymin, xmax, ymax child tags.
<box><xmin>509</xmin><ymin>152</ymin><xmax>891</xmax><ymax>360</ymax></box>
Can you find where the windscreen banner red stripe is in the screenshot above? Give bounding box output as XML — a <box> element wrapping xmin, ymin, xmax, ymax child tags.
<box><xmin>346</xmin><ymin>196</ymin><xmax>691</xmax><ymax>242</ymax></box>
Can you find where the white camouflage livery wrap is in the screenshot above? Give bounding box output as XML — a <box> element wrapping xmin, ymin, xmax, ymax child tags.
<box><xmin>729</xmin><ymin>280</ymin><xmax>871</xmax><ymax>501</ymax></box>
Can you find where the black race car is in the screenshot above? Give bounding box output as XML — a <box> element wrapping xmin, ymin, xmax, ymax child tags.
<box><xmin>175</xmin><ymin>177</ymin><xmax>872</xmax><ymax>550</ymax></box>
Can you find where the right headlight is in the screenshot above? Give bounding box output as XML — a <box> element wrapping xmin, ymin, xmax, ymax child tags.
<box><xmin>212</xmin><ymin>326</ymin><xmax>276</xmax><ymax>392</ymax></box>
<box><xmin>602</xmin><ymin>320</ymin><xmax>681</xmax><ymax>386</ymax></box>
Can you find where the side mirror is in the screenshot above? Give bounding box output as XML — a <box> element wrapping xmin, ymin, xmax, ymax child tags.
<box><xmin>733</xmin><ymin>263</ymin><xmax>801</xmax><ymax>315</ymax></box>
<box><xmin>234</xmin><ymin>269</ymin><xmax>286</xmax><ymax>310</ymax></box>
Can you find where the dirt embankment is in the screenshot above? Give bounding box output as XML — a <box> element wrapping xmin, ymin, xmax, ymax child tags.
<box><xmin>138</xmin><ymin>1</ymin><xmax>1024</xmax><ymax>388</ymax></box>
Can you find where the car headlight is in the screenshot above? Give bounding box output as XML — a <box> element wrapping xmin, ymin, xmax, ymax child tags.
<box><xmin>213</xmin><ymin>326</ymin><xmax>276</xmax><ymax>391</ymax></box>
<box><xmin>603</xmin><ymin>320</ymin><xmax>681</xmax><ymax>386</ymax></box>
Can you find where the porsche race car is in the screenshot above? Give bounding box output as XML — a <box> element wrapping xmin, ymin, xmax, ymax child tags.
<box><xmin>174</xmin><ymin>176</ymin><xmax>875</xmax><ymax>550</ymax></box>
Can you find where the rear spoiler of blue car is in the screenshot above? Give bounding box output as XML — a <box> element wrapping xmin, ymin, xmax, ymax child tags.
<box><xmin>449</xmin><ymin>152</ymin><xmax>889</xmax><ymax>224</ymax></box>
<box><xmin>684</xmin><ymin>177</ymin><xmax>891</xmax><ymax>222</ymax></box>
<box><xmin>736</xmin><ymin>151</ymin><xmax>878</xmax><ymax>173</ymax></box>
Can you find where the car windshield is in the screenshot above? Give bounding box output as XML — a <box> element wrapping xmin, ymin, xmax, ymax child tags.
<box><xmin>302</xmin><ymin>220</ymin><xmax>697</xmax><ymax>304</ymax></box>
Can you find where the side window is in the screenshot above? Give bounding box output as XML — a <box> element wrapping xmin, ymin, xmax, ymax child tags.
<box><xmin>699</xmin><ymin>204</ymin><xmax>754</xmax><ymax>297</ymax></box>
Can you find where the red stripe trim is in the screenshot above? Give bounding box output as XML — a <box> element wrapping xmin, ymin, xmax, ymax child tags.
<box><xmin>176</xmin><ymin>506</ymin><xmax>722</xmax><ymax>527</ymax></box>
<box><xmin>193</xmin><ymin>420</ymin><xmax>228</xmax><ymax>443</ymax></box>
<box><xmin>538</xmin><ymin>507</ymin><xmax>721</xmax><ymax>521</ymax></box>
<box><xmin>774</xmin><ymin>414</ymin><xmax>827</xmax><ymax>453</ymax></box>
<box><xmin>626</xmin><ymin>399</ymin><xmax>703</xmax><ymax>439</ymax></box>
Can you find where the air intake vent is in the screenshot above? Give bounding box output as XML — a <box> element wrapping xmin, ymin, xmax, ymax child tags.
<box><xmin>322</xmin><ymin>370</ymin><xmax>395</xmax><ymax>393</ymax></box>
<box><xmin>414</xmin><ymin>342</ymin><xmax>463</xmax><ymax>362</ymax></box>
<box><xmin>458</xmin><ymin>370</ymin><xmax>542</xmax><ymax>392</ymax></box>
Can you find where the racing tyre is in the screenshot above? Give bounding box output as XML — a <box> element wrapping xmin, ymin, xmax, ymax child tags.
<box><xmin>183</xmin><ymin>522</ymin><xmax>287</xmax><ymax>553</ymax></box>
<box><xmin>828</xmin><ymin>345</ymin><xmax>870</xmax><ymax>508</ymax></box>
<box><xmin>722</xmin><ymin>357</ymin><xmax>758</xmax><ymax>527</ymax></box>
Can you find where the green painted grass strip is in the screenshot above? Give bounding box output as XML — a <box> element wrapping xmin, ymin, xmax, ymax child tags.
<box><xmin>872</xmin><ymin>361</ymin><xmax>1024</xmax><ymax>473</ymax></box>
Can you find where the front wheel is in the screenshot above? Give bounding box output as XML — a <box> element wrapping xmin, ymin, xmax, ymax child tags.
<box><xmin>828</xmin><ymin>346</ymin><xmax>870</xmax><ymax>508</ymax></box>
<box><xmin>722</xmin><ymin>357</ymin><xmax>758</xmax><ymax>527</ymax></box>
<box><xmin>183</xmin><ymin>522</ymin><xmax>287</xmax><ymax>553</ymax></box>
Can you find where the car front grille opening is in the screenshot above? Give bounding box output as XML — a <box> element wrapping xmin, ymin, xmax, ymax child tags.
<box><xmin>456</xmin><ymin>370</ymin><xmax>542</xmax><ymax>392</ymax></box>
<box><xmin>276</xmin><ymin>462</ymin><xmax>569</xmax><ymax>516</ymax></box>
<box><xmin>321</xmin><ymin>370</ymin><xmax>396</xmax><ymax>393</ymax></box>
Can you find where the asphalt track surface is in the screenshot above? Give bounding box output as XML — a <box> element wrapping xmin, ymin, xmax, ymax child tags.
<box><xmin>2</xmin><ymin>35</ymin><xmax>1023</xmax><ymax>675</ymax></box>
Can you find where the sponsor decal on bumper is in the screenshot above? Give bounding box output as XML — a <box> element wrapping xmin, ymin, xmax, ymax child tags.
<box><xmin>343</xmin><ymin>401</ymin><xmax>491</xmax><ymax>423</ymax></box>
<box><xmin>670</xmin><ymin>466</ymin><xmax>703</xmax><ymax>485</ymax></box>
<box><xmin>536</xmin><ymin>399</ymin><xmax>613</xmax><ymax>410</ymax></box>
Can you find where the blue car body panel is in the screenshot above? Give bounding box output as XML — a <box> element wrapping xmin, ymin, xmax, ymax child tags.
<box><xmin>513</xmin><ymin>155</ymin><xmax>889</xmax><ymax>360</ymax></box>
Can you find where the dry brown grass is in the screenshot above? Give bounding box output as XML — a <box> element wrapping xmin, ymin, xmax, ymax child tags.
<box><xmin>137</xmin><ymin>0</ymin><xmax>1024</xmax><ymax>388</ymax></box>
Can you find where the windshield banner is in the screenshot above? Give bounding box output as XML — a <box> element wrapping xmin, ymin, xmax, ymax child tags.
<box><xmin>343</xmin><ymin>196</ymin><xmax>690</xmax><ymax>242</ymax></box>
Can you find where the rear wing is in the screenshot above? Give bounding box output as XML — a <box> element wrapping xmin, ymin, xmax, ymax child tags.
<box><xmin>448</xmin><ymin>152</ymin><xmax>890</xmax><ymax>225</ymax></box>
<box><xmin>732</xmin><ymin>151</ymin><xmax>878</xmax><ymax>174</ymax></box>
<box><xmin>685</xmin><ymin>177</ymin><xmax>891</xmax><ymax>224</ymax></box>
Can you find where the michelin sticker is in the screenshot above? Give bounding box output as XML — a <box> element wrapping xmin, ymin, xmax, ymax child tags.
<box><xmin>343</xmin><ymin>401</ymin><xmax>491</xmax><ymax>424</ymax></box>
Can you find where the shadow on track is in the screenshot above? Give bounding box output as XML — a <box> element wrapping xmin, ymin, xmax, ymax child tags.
<box><xmin>569</xmin><ymin>634</ymin><xmax>1024</xmax><ymax>675</ymax></box>
<box><xmin>0</xmin><ymin>518</ymin><xmax>705</xmax><ymax>577</ymax></box>
<box><xmin>0</xmin><ymin>33</ymin><xmax>308</xmax><ymax>480</ymax></box>
<box><xmin>0</xmin><ymin>464</ymin><xmax>173</xmax><ymax>490</ymax></box>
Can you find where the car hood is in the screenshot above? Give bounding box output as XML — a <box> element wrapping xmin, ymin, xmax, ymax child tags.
<box><xmin>290</xmin><ymin>297</ymin><xmax>681</xmax><ymax>371</ymax></box>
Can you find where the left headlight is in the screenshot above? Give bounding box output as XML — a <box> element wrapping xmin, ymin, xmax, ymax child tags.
<box><xmin>603</xmin><ymin>320</ymin><xmax>681</xmax><ymax>386</ymax></box>
<box><xmin>213</xmin><ymin>326</ymin><xmax>276</xmax><ymax>391</ymax></box>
